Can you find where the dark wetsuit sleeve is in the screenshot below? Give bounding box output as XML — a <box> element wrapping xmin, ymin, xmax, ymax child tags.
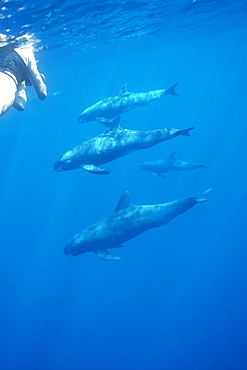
<box><xmin>0</xmin><ymin>46</ymin><xmax>29</xmax><ymax>84</ymax></box>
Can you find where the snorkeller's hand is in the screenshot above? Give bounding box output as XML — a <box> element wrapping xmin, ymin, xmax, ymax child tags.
<box><xmin>13</xmin><ymin>81</ymin><xmax>27</xmax><ymax>111</ymax></box>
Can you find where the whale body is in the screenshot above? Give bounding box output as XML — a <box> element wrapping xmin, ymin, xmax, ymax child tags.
<box><xmin>78</xmin><ymin>83</ymin><xmax>178</xmax><ymax>125</ymax></box>
<box><xmin>54</xmin><ymin>117</ymin><xmax>193</xmax><ymax>175</ymax></box>
<box><xmin>64</xmin><ymin>189</ymin><xmax>211</xmax><ymax>260</ymax></box>
<box><xmin>140</xmin><ymin>151</ymin><xmax>209</xmax><ymax>177</ymax></box>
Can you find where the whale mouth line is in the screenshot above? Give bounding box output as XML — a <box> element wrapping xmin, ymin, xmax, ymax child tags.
<box><xmin>54</xmin><ymin>164</ymin><xmax>64</xmax><ymax>172</ymax></box>
<box><xmin>56</xmin><ymin>167</ymin><xmax>65</xmax><ymax>172</ymax></box>
<box><xmin>54</xmin><ymin>160</ymin><xmax>68</xmax><ymax>172</ymax></box>
<box><xmin>64</xmin><ymin>247</ymin><xmax>82</xmax><ymax>256</ymax></box>
<box><xmin>69</xmin><ymin>250</ymin><xmax>82</xmax><ymax>257</ymax></box>
<box><xmin>78</xmin><ymin>116</ymin><xmax>86</xmax><ymax>123</ymax></box>
<box><xmin>64</xmin><ymin>248</ymin><xmax>73</xmax><ymax>256</ymax></box>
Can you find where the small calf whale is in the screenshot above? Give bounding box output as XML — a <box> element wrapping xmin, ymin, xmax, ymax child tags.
<box><xmin>78</xmin><ymin>83</ymin><xmax>178</xmax><ymax>125</ymax></box>
<box><xmin>140</xmin><ymin>151</ymin><xmax>209</xmax><ymax>177</ymax></box>
<box><xmin>64</xmin><ymin>189</ymin><xmax>211</xmax><ymax>260</ymax></box>
<box><xmin>54</xmin><ymin>117</ymin><xmax>193</xmax><ymax>175</ymax></box>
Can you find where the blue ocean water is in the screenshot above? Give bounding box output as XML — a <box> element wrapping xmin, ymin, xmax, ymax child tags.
<box><xmin>0</xmin><ymin>1</ymin><xmax>247</xmax><ymax>369</ymax></box>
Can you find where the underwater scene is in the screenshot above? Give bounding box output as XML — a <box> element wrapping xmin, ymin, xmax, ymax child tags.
<box><xmin>0</xmin><ymin>0</ymin><xmax>247</xmax><ymax>369</ymax></box>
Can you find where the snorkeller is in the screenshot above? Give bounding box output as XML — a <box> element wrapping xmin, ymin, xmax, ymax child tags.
<box><xmin>0</xmin><ymin>33</ymin><xmax>47</xmax><ymax>117</ymax></box>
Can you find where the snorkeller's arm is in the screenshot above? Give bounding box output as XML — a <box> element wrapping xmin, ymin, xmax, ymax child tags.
<box><xmin>26</xmin><ymin>51</ymin><xmax>47</xmax><ymax>100</ymax></box>
<box><xmin>16</xmin><ymin>48</ymin><xmax>47</xmax><ymax>100</ymax></box>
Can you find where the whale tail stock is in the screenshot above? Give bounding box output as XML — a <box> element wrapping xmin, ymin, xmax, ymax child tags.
<box><xmin>165</xmin><ymin>82</ymin><xmax>179</xmax><ymax>96</ymax></box>
<box><xmin>196</xmin><ymin>188</ymin><xmax>211</xmax><ymax>203</ymax></box>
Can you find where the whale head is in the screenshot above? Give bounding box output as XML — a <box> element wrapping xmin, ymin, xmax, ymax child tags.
<box><xmin>78</xmin><ymin>107</ymin><xmax>93</xmax><ymax>123</ymax></box>
<box><xmin>139</xmin><ymin>162</ymin><xmax>154</xmax><ymax>171</ymax></box>
<box><xmin>54</xmin><ymin>159</ymin><xmax>68</xmax><ymax>172</ymax></box>
<box><xmin>78</xmin><ymin>113</ymin><xmax>87</xmax><ymax>123</ymax></box>
<box><xmin>64</xmin><ymin>240</ymin><xmax>81</xmax><ymax>256</ymax></box>
<box><xmin>54</xmin><ymin>151</ymin><xmax>74</xmax><ymax>172</ymax></box>
<box><xmin>78</xmin><ymin>104</ymin><xmax>99</xmax><ymax>123</ymax></box>
<box><xmin>64</xmin><ymin>237</ymin><xmax>88</xmax><ymax>257</ymax></box>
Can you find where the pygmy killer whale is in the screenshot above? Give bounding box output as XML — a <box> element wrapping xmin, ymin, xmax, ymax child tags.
<box><xmin>78</xmin><ymin>82</ymin><xmax>179</xmax><ymax>125</ymax></box>
<box><xmin>140</xmin><ymin>151</ymin><xmax>209</xmax><ymax>177</ymax></box>
<box><xmin>64</xmin><ymin>189</ymin><xmax>211</xmax><ymax>260</ymax></box>
<box><xmin>54</xmin><ymin>117</ymin><xmax>193</xmax><ymax>175</ymax></box>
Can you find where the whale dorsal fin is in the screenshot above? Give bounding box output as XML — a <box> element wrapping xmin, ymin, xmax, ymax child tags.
<box><xmin>108</xmin><ymin>116</ymin><xmax>121</xmax><ymax>130</ymax></box>
<box><xmin>114</xmin><ymin>191</ymin><xmax>132</xmax><ymax>212</ymax></box>
<box><xmin>167</xmin><ymin>151</ymin><xmax>176</xmax><ymax>162</ymax></box>
<box><xmin>103</xmin><ymin>117</ymin><xmax>121</xmax><ymax>132</ymax></box>
<box><xmin>118</xmin><ymin>84</ymin><xmax>128</xmax><ymax>95</ymax></box>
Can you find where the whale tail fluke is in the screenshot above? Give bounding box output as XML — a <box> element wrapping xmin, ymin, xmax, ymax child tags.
<box><xmin>179</xmin><ymin>127</ymin><xmax>194</xmax><ymax>136</ymax></box>
<box><xmin>196</xmin><ymin>188</ymin><xmax>211</xmax><ymax>203</ymax></box>
<box><xmin>165</xmin><ymin>82</ymin><xmax>179</xmax><ymax>96</ymax></box>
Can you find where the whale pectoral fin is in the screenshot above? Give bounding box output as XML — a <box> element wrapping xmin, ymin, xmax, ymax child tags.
<box><xmin>150</xmin><ymin>172</ymin><xmax>165</xmax><ymax>178</ymax></box>
<box><xmin>94</xmin><ymin>250</ymin><xmax>121</xmax><ymax>260</ymax></box>
<box><xmin>81</xmin><ymin>164</ymin><xmax>110</xmax><ymax>175</ymax></box>
<box><xmin>156</xmin><ymin>172</ymin><xmax>166</xmax><ymax>178</ymax></box>
<box><xmin>96</xmin><ymin>117</ymin><xmax>113</xmax><ymax>126</ymax></box>
<box><xmin>117</xmin><ymin>84</ymin><xmax>128</xmax><ymax>95</ymax></box>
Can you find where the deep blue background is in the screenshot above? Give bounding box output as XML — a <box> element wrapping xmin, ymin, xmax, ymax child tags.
<box><xmin>0</xmin><ymin>14</ymin><xmax>247</xmax><ymax>370</ymax></box>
